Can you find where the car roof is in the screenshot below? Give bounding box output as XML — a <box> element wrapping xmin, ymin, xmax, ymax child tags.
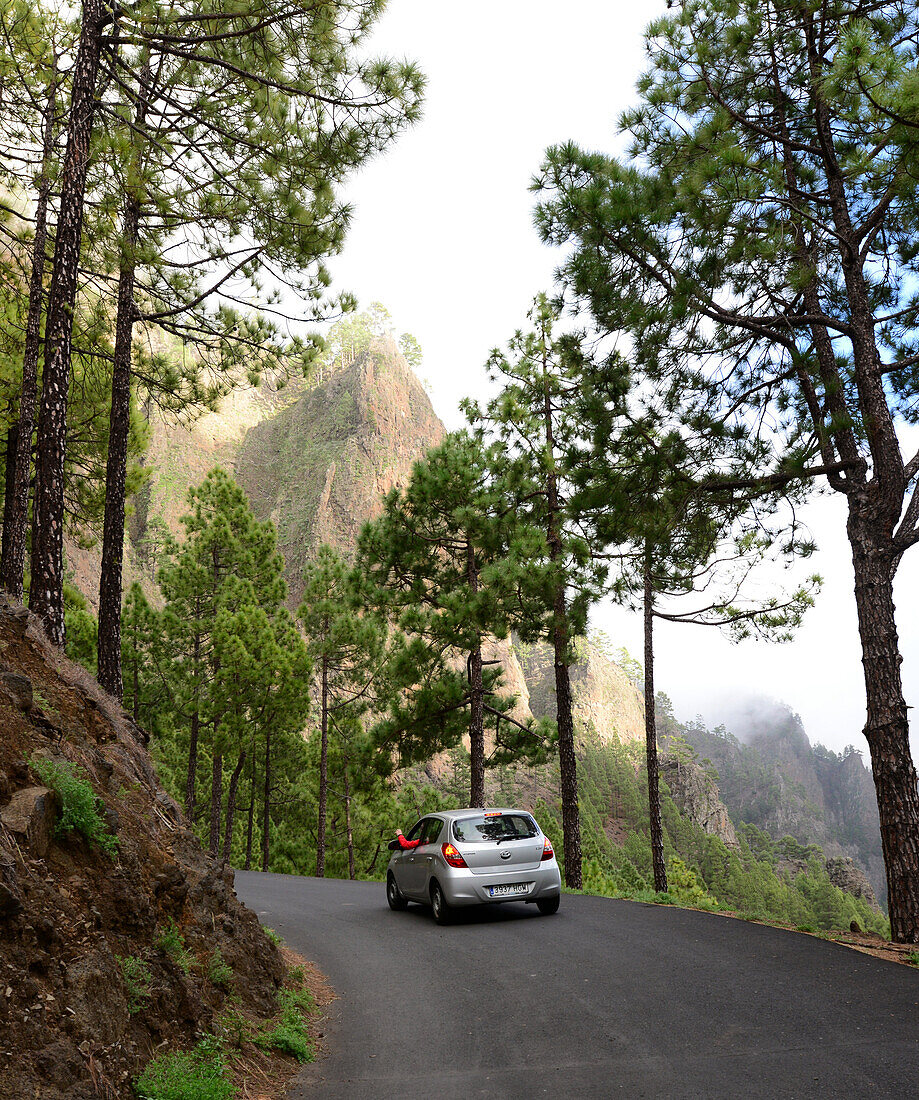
<box><xmin>423</xmin><ymin>808</ymin><xmax>536</xmax><ymax>823</ymax></box>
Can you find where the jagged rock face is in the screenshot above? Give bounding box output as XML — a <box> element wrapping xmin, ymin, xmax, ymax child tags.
<box><xmin>661</xmin><ymin>700</ymin><xmax>886</xmax><ymax>904</ymax></box>
<box><xmin>515</xmin><ymin>639</ymin><xmax>645</xmax><ymax>745</ymax></box>
<box><xmin>234</xmin><ymin>337</ymin><xmax>444</xmax><ymax>604</ymax></box>
<box><xmin>659</xmin><ymin>756</ymin><xmax>740</xmax><ymax>849</ymax></box>
<box><xmin>826</xmin><ymin>856</ymin><xmax>881</xmax><ymax>911</ymax></box>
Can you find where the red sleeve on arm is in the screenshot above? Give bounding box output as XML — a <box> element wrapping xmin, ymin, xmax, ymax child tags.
<box><xmin>396</xmin><ymin>832</ymin><xmax>421</xmax><ymax>850</ymax></box>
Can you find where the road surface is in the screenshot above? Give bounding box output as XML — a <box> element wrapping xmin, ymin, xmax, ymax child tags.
<box><xmin>235</xmin><ymin>872</ymin><xmax>919</xmax><ymax>1099</ymax></box>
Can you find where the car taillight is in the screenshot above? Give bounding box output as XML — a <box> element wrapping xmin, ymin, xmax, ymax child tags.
<box><xmin>442</xmin><ymin>842</ymin><xmax>467</xmax><ymax>868</ymax></box>
<box><xmin>541</xmin><ymin>838</ymin><xmax>555</xmax><ymax>861</ymax></box>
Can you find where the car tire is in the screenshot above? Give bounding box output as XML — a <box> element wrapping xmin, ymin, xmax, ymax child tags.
<box><xmin>387</xmin><ymin>874</ymin><xmax>409</xmax><ymax>911</ymax></box>
<box><xmin>430</xmin><ymin>881</ymin><xmax>452</xmax><ymax>925</ymax></box>
<box><xmin>536</xmin><ymin>895</ymin><xmax>560</xmax><ymax>915</ymax></box>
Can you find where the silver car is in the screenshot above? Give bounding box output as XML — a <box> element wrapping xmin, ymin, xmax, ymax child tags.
<box><xmin>385</xmin><ymin>807</ymin><xmax>562</xmax><ymax>924</ymax></box>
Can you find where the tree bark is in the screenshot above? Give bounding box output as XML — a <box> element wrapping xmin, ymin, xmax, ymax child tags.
<box><xmin>184</xmin><ymin>631</ymin><xmax>201</xmax><ymax>822</ymax></box>
<box><xmin>644</xmin><ymin>549</ymin><xmax>667</xmax><ymax>893</ymax></box>
<box><xmin>97</xmin><ymin>193</ymin><xmax>141</xmax><ymax>694</ymax></box>
<box><xmin>343</xmin><ymin>757</ymin><xmax>355</xmax><ymax>880</ymax></box>
<box><xmin>209</xmin><ymin>745</ymin><xmax>222</xmax><ymax>856</ymax></box>
<box><xmin>466</xmin><ymin>538</ymin><xmax>486</xmax><ymax>807</ymax></box>
<box><xmin>244</xmin><ymin>769</ymin><xmax>255</xmax><ymax>870</ymax></box>
<box><xmin>316</xmin><ymin>655</ymin><xmax>329</xmax><ymax>876</ymax></box>
<box><xmin>553</xmin><ymin>597</ymin><xmax>582</xmax><ymax>889</ymax></box>
<box><xmin>222</xmin><ymin>751</ymin><xmax>245</xmax><ymax>865</ymax></box>
<box><xmin>98</xmin><ymin>54</ymin><xmax>153</xmax><ymax>696</ymax></box>
<box><xmin>2</xmin><ymin>66</ymin><xmax>58</xmax><ymax>599</ymax></box>
<box><xmin>30</xmin><ymin>0</ymin><xmax>108</xmax><ymax>644</ymax></box>
<box><xmin>261</xmin><ymin>727</ymin><xmax>271</xmax><ymax>872</ymax></box>
<box><xmin>543</xmin><ymin>373</ymin><xmax>582</xmax><ymax>888</ymax></box>
<box><xmin>849</xmin><ymin>506</ymin><xmax>919</xmax><ymax>943</ymax></box>
<box><xmin>1</xmin><ymin>425</ymin><xmax>20</xmax><ymax>576</ymax></box>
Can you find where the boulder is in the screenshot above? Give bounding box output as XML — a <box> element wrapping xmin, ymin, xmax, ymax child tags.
<box><xmin>826</xmin><ymin>856</ymin><xmax>881</xmax><ymax>911</ymax></box>
<box><xmin>660</xmin><ymin>756</ymin><xmax>740</xmax><ymax>850</ymax></box>
<box><xmin>0</xmin><ymin>670</ymin><xmax>32</xmax><ymax>713</ymax></box>
<box><xmin>63</xmin><ymin>949</ymin><xmax>128</xmax><ymax>1045</ymax></box>
<box><xmin>0</xmin><ymin>786</ymin><xmax>60</xmax><ymax>859</ymax></box>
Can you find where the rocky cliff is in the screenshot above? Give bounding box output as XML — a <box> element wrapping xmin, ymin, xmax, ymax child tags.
<box><xmin>234</xmin><ymin>336</ymin><xmax>444</xmax><ymax>603</ymax></box>
<box><xmin>515</xmin><ymin>639</ymin><xmax>645</xmax><ymax>746</ymax></box>
<box><xmin>659</xmin><ymin>756</ymin><xmax>740</xmax><ymax>850</ymax></box>
<box><xmin>659</xmin><ymin>698</ymin><xmax>886</xmax><ymax>903</ymax></box>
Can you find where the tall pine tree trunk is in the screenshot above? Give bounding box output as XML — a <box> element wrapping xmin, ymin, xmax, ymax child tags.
<box><xmin>1</xmin><ymin>425</ymin><xmax>19</xmax><ymax>575</ymax></box>
<box><xmin>185</xmin><ymin>634</ymin><xmax>201</xmax><ymax>822</ymax></box>
<box><xmin>343</xmin><ymin>757</ymin><xmax>355</xmax><ymax>880</ymax></box>
<box><xmin>30</xmin><ymin>0</ymin><xmax>108</xmax><ymax>644</ymax></box>
<box><xmin>2</xmin><ymin>67</ymin><xmax>57</xmax><ymax>599</ymax></box>
<box><xmin>468</xmin><ymin>643</ymin><xmax>485</xmax><ymax>806</ymax></box>
<box><xmin>849</xmin><ymin>506</ymin><xmax>919</xmax><ymax>942</ymax></box>
<box><xmin>261</xmin><ymin>728</ymin><xmax>271</xmax><ymax>872</ymax></box>
<box><xmin>644</xmin><ymin>549</ymin><xmax>666</xmax><ymax>893</ymax></box>
<box><xmin>244</xmin><ymin>758</ymin><xmax>255</xmax><ymax>871</ymax></box>
<box><xmin>209</xmin><ymin>741</ymin><xmax>222</xmax><ymax>856</ymax></box>
<box><xmin>316</xmin><ymin>655</ymin><xmax>329</xmax><ymax>876</ymax></box>
<box><xmin>222</xmin><ymin>751</ymin><xmax>246</xmax><ymax>865</ymax></box>
<box><xmin>97</xmin><ymin>193</ymin><xmax>140</xmax><ymax>694</ymax></box>
<box><xmin>98</xmin><ymin>56</ymin><xmax>153</xmax><ymax>696</ymax></box>
<box><xmin>553</xmin><ymin>593</ymin><xmax>581</xmax><ymax>889</ymax></box>
<box><xmin>466</xmin><ymin>539</ymin><xmax>486</xmax><ymax>806</ymax></box>
<box><xmin>542</xmin><ymin>380</ymin><xmax>582</xmax><ymax>887</ymax></box>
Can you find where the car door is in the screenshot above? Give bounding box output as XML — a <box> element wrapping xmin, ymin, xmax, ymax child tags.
<box><xmin>397</xmin><ymin>818</ymin><xmax>430</xmax><ymax>898</ymax></box>
<box><xmin>401</xmin><ymin>817</ymin><xmax>443</xmax><ymax>897</ymax></box>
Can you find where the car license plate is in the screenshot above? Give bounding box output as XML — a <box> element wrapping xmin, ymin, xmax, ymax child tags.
<box><xmin>489</xmin><ymin>883</ymin><xmax>528</xmax><ymax>898</ymax></box>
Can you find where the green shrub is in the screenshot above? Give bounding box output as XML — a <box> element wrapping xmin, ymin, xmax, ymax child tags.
<box><xmin>906</xmin><ymin>951</ymin><xmax>919</xmax><ymax>967</ymax></box>
<box><xmin>263</xmin><ymin>926</ymin><xmax>283</xmax><ymax>947</ymax></box>
<box><xmin>154</xmin><ymin>921</ymin><xmax>195</xmax><ymax>974</ymax></box>
<box><xmin>118</xmin><ymin>955</ymin><xmax>152</xmax><ymax>1014</ymax></box>
<box><xmin>255</xmin><ymin>986</ymin><xmax>316</xmax><ymax>1064</ymax></box>
<box><xmin>207</xmin><ymin>948</ymin><xmax>233</xmax><ymax>988</ymax></box>
<box><xmin>134</xmin><ymin>1038</ymin><xmax>232</xmax><ymax>1100</ymax></box>
<box><xmin>30</xmin><ymin>756</ymin><xmax>117</xmax><ymax>856</ymax></box>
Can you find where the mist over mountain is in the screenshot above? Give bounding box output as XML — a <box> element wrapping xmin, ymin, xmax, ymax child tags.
<box><xmin>657</xmin><ymin>694</ymin><xmax>885</xmax><ymax>903</ymax></box>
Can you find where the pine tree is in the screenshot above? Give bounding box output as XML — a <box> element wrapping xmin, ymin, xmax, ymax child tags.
<box><xmin>463</xmin><ymin>294</ymin><xmax>605</xmax><ymax>888</ymax></box>
<box><xmin>536</xmin><ymin>0</ymin><xmax>919</xmax><ymax>942</ymax></box>
<box><xmin>357</xmin><ymin>432</ymin><xmax>554</xmax><ymax>807</ymax></box>
<box><xmin>298</xmin><ymin>543</ymin><xmax>388</xmax><ymax>877</ymax></box>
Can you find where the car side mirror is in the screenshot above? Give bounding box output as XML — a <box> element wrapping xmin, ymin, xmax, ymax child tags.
<box><xmin>387</xmin><ymin>839</ymin><xmax>401</xmax><ymax>851</ymax></box>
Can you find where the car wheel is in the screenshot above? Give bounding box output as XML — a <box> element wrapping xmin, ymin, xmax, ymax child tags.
<box><xmin>387</xmin><ymin>874</ymin><xmax>409</xmax><ymax>911</ymax></box>
<box><xmin>536</xmin><ymin>895</ymin><xmax>560</xmax><ymax>915</ymax></box>
<box><xmin>430</xmin><ymin>881</ymin><xmax>452</xmax><ymax>925</ymax></box>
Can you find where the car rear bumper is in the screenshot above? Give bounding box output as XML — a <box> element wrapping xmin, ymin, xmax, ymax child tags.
<box><xmin>439</xmin><ymin>861</ymin><xmax>562</xmax><ymax>907</ymax></box>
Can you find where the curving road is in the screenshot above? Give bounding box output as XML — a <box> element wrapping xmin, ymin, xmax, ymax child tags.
<box><xmin>235</xmin><ymin>872</ymin><xmax>919</xmax><ymax>1099</ymax></box>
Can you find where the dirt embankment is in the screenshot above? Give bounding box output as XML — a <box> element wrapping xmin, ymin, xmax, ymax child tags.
<box><xmin>0</xmin><ymin>600</ymin><xmax>286</xmax><ymax>1099</ymax></box>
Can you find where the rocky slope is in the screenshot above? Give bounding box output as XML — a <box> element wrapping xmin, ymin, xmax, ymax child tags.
<box><xmin>0</xmin><ymin>600</ymin><xmax>285</xmax><ymax>1099</ymax></box>
<box><xmin>659</xmin><ymin>698</ymin><xmax>886</xmax><ymax>903</ymax></box>
<box><xmin>515</xmin><ymin>639</ymin><xmax>645</xmax><ymax>746</ymax></box>
<box><xmin>234</xmin><ymin>336</ymin><xmax>444</xmax><ymax>604</ymax></box>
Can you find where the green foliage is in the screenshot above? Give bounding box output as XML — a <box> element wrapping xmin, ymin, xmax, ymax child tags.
<box><xmin>29</xmin><ymin>756</ymin><xmax>117</xmax><ymax>856</ymax></box>
<box><xmin>563</xmin><ymin>737</ymin><xmax>890</xmax><ymax>937</ymax></box>
<box><xmin>118</xmin><ymin>955</ymin><xmax>152</xmax><ymax>1014</ymax></box>
<box><xmin>263</xmin><ymin>927</ymin><xmax>283</xmax><ymax>947</ymax></box>
<box><xmin>357</xmin><ymin>431</ymin><xmax>556</xmax><ymax>794</ymax></box>
<box><xmin>134</xmin><ymin>1037</ymin><xmax>232</xmax><ymax>1100</ymax></box>
<box><xmin>906</xmin><ymin>951</ymin><xmax>919</xmax><ymax>967</ymax></box>
<box><xmin>154</xmin><ymin>921</ymin><xmax>195</xmax><ymax>975</ymax></box>
<box><xmin>207</xmin><ymin>948</ymin><xmax>233</xmax><ymax>990</ymax></box>
<box><xmin>254</xmin><ymin>987</ymin><xmax>317</xmax><ymax>1064</ymax></box>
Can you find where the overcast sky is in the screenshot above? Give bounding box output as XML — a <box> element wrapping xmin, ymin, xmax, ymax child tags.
<box><xmin>320</xmin><ymin>0</ymin><xmax>919</xmax><ymax>761</ymax></box>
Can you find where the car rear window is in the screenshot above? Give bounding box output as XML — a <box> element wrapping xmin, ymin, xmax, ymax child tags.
<box><xmin>452</xmin><ymin>813</ymin><xmax>539</xmax><ymax>843</ymax></box>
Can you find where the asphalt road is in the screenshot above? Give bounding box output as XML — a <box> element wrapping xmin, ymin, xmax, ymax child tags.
<box><xmin>235</xmin><ymin>872</ymin><xmax>919</xmax><ymax>1099</ymax></box>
